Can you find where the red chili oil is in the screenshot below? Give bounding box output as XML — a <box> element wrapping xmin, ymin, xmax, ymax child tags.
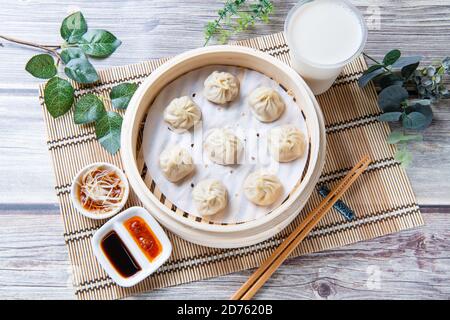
<box><xmin>124</xmin><ymin>216</ymin><xmax>162</xmax><ymax>262</ymax></box>
<box><xmin>100</xmin><ymin>231</ymin><xmax>141</xmax><ymax>278</ymax></box>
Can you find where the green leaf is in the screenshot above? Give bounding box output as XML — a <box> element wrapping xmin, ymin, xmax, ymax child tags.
<box><xmin>60</xmin><ymin>11</ymin><xmax>88</xmax><ymax>44</ymax></box>
<box><xmin>378</xmin><ymin>85</ymin><xmax>409</xmax><ymax>110</ymax></box>
<box><xmin>383</xmin><ymin>49</ymin><xmax>401</xmax><ymax>66</ymax></box>
<box><xmin>363</xmin><ymin>64</ymin><xmax>384</xmax><ymax>75</ymax></box>
<box><xmin>378</xmin><ymin>112</ymin><xmax>402</xmax><ymax>122</ymax></box>
<box><xmin>358</xmin><ymin>68</ymin><xmax>384</xmax><ymax>87</ymax></box>
<box><xmin>110</xmin><ymin>83</ymin><xmax>138</xmax><ymax>109</ymax></box>
<box><xmin>79</xmin><ymin>29</ymin><xmax>122</xmax><ymax>58</ymax></box>
<box><xmin>25</xmin><ymin>54</ymin><xmax>57</xmax><ymax>79</ymax></box>
<box><xmin>60</xmin><ymin>47</ymin><xmax>86</xmax><ymax>64</ymax></box>
<box><xmin>394</xmin><ymin>148</ymin><xmax>413</xmax><ymax>168</ymax></box>
<box><xmin>387</xmin><ymin>131</ymin><xmax>423</xmax><ymax>144</ymax></box>
<box><xmin>408</xmin><ymin>104</ymin><xmax>433</xmax><ymax>130</ymax></box>
<box><xmin>378</xmin><ymin>74</ymin><xmax>404</xmax><ymax>90</ymax></box>
<box><xmin>43</xmin><ymin>77</ymin><xmax>75</xmax><ymax>118</ymax></box>
<box><xmin>74</xmin><ymin>94</ymin><xmax>106</xmax><ymax>124</ymax></box>
<box><xmin>401</xmin><ymin>62</ymin><xmax>420</xmax><ymax>80</ymax></box>
<box><xmin>402</xmin><ymin>111</ymin><xmax>428</xmax><ymax>130</ymax></box>
<box><xmin>408</xmin><ymin>99</ymin><xmax>431</xmax><ymax>107</ymax></box>
<box><xmin>64</xmin><ymin>57</ymin><xmax>99</xmax><ymax>84</ymax></box>
<box><xmin>95</xmin><ymin>111</ymin><xmax>123</xmax><ymax>154</ymax></box>
<box><xmin>392</xmin><ymin>56</ymin><xmax>422</xmax><ymax>69</ymax></box>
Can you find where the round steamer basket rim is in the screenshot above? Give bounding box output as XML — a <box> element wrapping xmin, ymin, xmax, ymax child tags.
<box><xmin>121</xmin><ymin>45</ymin><xmax>323</xmax><ymax>235</ymax></box>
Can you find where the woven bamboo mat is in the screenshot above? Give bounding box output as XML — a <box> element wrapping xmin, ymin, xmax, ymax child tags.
<box><xmin>38</xmin><ymin>32</ymin><xmax>424</xmax><ymax>300</ymax></box>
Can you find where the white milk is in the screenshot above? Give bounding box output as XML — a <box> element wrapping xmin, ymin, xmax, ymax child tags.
<box><xmin>285</xmin><ymin>0</ymin><xmax>367</xmax><ymax>94</ymax></box>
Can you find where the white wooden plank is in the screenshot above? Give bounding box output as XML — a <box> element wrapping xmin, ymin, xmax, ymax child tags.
<box><xmin>0</xmin><ymin>96</ymin><xmax>56</xmax><ymax>204</ymax></box>
<box><xmin>0</xmin><ymin>1</ymin><xmax>450</xmax><ymax>86</ymax></box>
<box><xmin>0</xmin><ymin>210</ymin><xmax>448</xmax><ymax>300</ymax></box>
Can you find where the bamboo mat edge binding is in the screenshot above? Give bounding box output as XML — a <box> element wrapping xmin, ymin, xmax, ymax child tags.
<box><xmin>38</xmin><ymin>32</ymin><xmax>424</xmax><ymax>300</ymax></box>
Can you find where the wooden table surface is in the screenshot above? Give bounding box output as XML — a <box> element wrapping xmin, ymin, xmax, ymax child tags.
<box><xmin>1</xmin><ymin>0</ymin><xmax>449</xmax><ymax>300</ymax></box>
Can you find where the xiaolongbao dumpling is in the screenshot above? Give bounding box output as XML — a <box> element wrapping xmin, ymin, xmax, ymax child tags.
<box><xmin>192</xmin><ymin>179</ymin><xmax>228</xmax><ymax>216</ymax></box>
<box><xmin>204</xmin><ymin>128</ymin><xmax>243</xmax><ymax>165</ymax></box>
<box><xmin>243</xmin><ymin>171</ymin><xmax>283</xmax><ymax>206</ymax></box>
<box><xmin>248</xmin><ymin>87</ymin><xmax>285</xmax><ymax>122</ymax></box>
<box><xmin>163</xmin><ymin>96</ymin><xmax>201</xmax><ymax>131</ymax></box>
<box><xmin>159</xmin><ymin>145</ymin><xmax>195</xmax><ymax>182</ymax></box>
<box><xmin>267</xmin><ymin>125</ymin><xmax>306</xmax><ymax>162</ymax></box>
<box><xmin>204</xmin><ymin>71</ymin><xmax>240</xmax><ymax>104</ymax></box>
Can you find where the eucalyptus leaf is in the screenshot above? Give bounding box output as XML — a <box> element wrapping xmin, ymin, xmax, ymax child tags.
<box><xmin>43</xmin><ymin>77</ymin><xmax>75</xmax><ymax>118</ymax></box>
<box><xmin>383</xmin><ymin>49</ymin><xmax>401</xmax><ymax>66</ymax></box>
<box><xmin>401</xmin><ymin>62</ymin><xmax>420</xmax><ymax>80</ymax></box>
<box><xmin>378</xmin><ymin>74</ymin><xmax>404</xmax><ymax>90</ymax></box>
<box><xmin>79</xmin><ymin>29</ymin><xmax>122</xmax><ymax>58</ymax></box>
<box><xmin>408</xmin><ymin>104</ymin><xmax>433</xmax><ymax>129</ymax></box>
<box><xmin>60</xmin><ymin>11</ymin><xmax>88</xmax><ymax>44</ymax></box>
<box><xmin>378</xmin><ymin>112</ymin><xmax>402</xmax><ymax>122</ymax></box>
<box><xmin>64</xmin><ymin>57</ymin><xmax>99</xmax><ymax>84</ymax></box>
<box><xmin>110</xmin><ymin>83</ymin><xmax>138</xmax><ymax>109</ymax></box>
<box><xmin>95</xmin><ymin>111</ymin><xmax>123</xmax><ymax>154</ymax></box>
<box><xmin>383</xmin><ymin>105</ymin><xmax>403</xmax><ymax>113</ymax></box>
<box><xmin>408</xmin><ymin>99</ymin><xmax>431</xmax><ymax>107</ymax></box>
<box><xmin>363</xmin><ymin>64</ymin><xmax>384</xmax><ymax>75</ymax></box>
<box><xmin>402</xmin><ymin>111</ymin><xmax>428</xmax><ymax>130</ymax></box>
<box><xmin>60</xmin><ymin>47</ymin><xmax>86</xmax><ymax>64</ymax></box>
<box><xmin>25</xmin><ymin>54</ymin><xmax>57</xmax><ymax>79</ymax></box>
<box><xmin>74</xmin><ymin>94</ymin><xmax>106</xmax><ymax>124</ymax></box>
<box><xmin>392</xmin><ymin>56</ymin><xmax>422</xmax><ymax>69</ymax></box>
<box><xmin>394</xmin><ymin>148</ymin><xmax>413</xmax><ymax>168</ymax></box>
<box><xmin>378</xmin><ymin>85</ymin><xmax>409</xmax><ymax>110</ymax></box>
<box><xmin>358</xmin><ymin>68</ymin><xmax>384</xmax><ymax>88</ymax></box>
<box><xmin>387</xmin><ymin>131</ymin><xmax>423</xmax><ymax>144</ymax></box>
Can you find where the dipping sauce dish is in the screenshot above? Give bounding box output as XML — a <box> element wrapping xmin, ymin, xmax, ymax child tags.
<box><xmin>92</xmin><ymin>206</ymin><xmax>172</xmax><ymax>287</ymax></box>
<box><xmin>71</xmin><ymin>162</ymin><xmax>129</xmax><ymax>220</ymax></box>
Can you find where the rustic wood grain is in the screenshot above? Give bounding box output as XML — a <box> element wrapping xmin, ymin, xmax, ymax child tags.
<box><xmin>0</xmin><ymin>0</ymin><xmax>449</xmax><ymax>299</ymax></box>
<box><xmin>0</xmin><ymin>209</ymin><xmax>448</xmax><ymax>300</ymax></box>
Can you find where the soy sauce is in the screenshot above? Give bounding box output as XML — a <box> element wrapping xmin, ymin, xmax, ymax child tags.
<box><xmin>101</xmin><ymin>231</ymin><xmax>141</xmax><ymax>278</ymax></box>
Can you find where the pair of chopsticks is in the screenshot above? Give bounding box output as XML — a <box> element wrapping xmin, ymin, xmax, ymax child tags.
<box><xmin>231</xmin><ymin>155</ymin><xmax>371</xmax><ymax>300</ymax></box>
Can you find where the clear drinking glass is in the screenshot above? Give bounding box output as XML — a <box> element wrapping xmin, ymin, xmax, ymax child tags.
<box><xmin>284</xmin><ymin>0</ymin><xmax>368</xmax><ymax>95</ymax></box>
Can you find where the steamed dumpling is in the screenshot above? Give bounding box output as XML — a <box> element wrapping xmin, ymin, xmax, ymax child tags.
<box><xmin>163</xmin><ymin>96</ymin><xmax>201</xmax><ymax>131</ymax></box>
<box><xmin>267</xmin><ymin>125</ymin><xmax>306</xmax><ymax>162</ymax></box>
<box><xmin>248</xmin><ymin>87</ymin><xmax>285</xmax><ymax>122</ymax></box>
<box><xmin>244</xmin><ymin>171</ymin><xmax>283</xmax><ymax>206</ymax></box>
<box><xmin>159</xmin><ymin>145</ymin><xmax>195</xmax><ymax>182</ymax></box>
<box><xmin>192</xmin><ymin>179</ymin><xmax>228</xmax><ymax>216</ymax></box>
<box><xmin>204</xmin><ymin>71</ymin><xmax>240</xmax><ymax>104</ymax></box>
<box><xmin>204</xmin><ymin>128</ymin><xmax>243</xmax><ymax>165</ymax></box>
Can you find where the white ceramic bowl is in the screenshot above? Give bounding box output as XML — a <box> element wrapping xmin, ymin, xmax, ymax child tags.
<box><xmin>70</xmin><ymin>162</ymin><xmax>130</xmax><ymax>220</ymax></box>
<box><xmin>92</xmin><ymin>206</ymin><xmax>172</xmax><ymax>287</ymax></box>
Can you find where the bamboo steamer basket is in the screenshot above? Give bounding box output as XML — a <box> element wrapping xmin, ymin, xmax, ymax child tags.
<box><xmin>121</xmin><ymin>45</ymin><xmax>326</xmax><ymax>247</ymax></box>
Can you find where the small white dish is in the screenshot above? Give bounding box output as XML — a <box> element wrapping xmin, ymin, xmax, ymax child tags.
<box><xmin>70</xmin><ymin>162</ymin><xmax>129</xmax><ymax>220</ymax></box>
<box><xmin>91</xmin><ymin>206</ymin><xmax>172</xmax><ymax>287</ymax></box>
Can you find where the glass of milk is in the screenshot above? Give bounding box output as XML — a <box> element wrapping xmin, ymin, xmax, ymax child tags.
<box><xmin>284</xmin><ymin>0</ymin><xmax>367</xmax><ymax>95</ymax></box>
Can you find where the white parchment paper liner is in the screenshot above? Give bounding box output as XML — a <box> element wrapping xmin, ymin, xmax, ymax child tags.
<box><xmin>142</xmin><ymin>65</ymin><xmax>309</xmax><ymax>223</ymax></box>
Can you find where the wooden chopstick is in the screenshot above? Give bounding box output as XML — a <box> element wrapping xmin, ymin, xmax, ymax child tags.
<box><xmin>231</xmin><ymin>155</ymin><xmax>371</xmax><ymax>300</ymax></box>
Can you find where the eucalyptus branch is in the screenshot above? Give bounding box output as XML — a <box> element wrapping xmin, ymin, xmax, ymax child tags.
<box><xmin>359</xmin><ymin>49</ymin><xmax>449</xmax><ymax>167</ymax></box>
<box><xmin>363</xmin><ymin>52</ymin><xmax>391</xmax><ymax>72</ymax></box>
<box><xmin>3</xmin><ymin>11</ymin><xmax>125</xmax><ymax>155</ymax></box>
<box><xmin>0</xmin><ymin>34</ymin><xmax>61</xmax><ymax>60</ymax></box>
